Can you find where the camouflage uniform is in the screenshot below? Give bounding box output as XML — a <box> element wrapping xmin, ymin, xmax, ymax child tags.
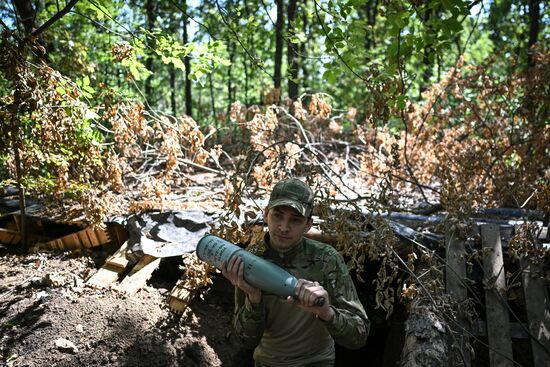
<box><xmin>233</xmin><ymin>233</ymin><xmax>370</xmax><ymax>367</ymax></box>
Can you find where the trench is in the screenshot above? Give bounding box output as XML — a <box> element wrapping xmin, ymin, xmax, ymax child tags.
<box><xmin>149</xmin><ymin>255</ymin><xmax>406</xmax><ymax>367</ymax></box>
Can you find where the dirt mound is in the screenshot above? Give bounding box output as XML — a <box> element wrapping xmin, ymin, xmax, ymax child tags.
<box><xmin>0</xmin><ymin>252</ymin><xmax>252</xmax><ymax>367</ymax></box>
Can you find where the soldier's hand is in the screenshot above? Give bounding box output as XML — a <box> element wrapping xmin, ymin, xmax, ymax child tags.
<box><xmin>289</xmin><ymin>279</ymin><xmax>334</xmax><ymax>321</ymax></box>
<box><xmin>222</xmin><ymin>256</ymin><xmax>262</xmax><ymax>304</ymax></box>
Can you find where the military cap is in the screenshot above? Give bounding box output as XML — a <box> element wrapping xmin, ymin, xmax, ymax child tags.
<box><xmin>268</xmin><ymin>178</ymin><xmax>314</xmax><ymax>217</ymax></box>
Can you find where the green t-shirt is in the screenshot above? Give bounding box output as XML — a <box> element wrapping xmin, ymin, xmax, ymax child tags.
<box><xmin>233</xmin><ymin>235</ymin><xmax>370</xmax><ymax>366</ymax></box>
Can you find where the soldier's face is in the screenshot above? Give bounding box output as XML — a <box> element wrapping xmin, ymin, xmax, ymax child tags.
<box><xmin>265</xmin><ymin>206</ymin><xmax>312</xmax><ymax>252</ymax></box>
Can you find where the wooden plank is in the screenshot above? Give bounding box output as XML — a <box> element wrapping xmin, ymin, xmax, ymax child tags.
<box><xmin>86</xmin><ymin>242</ymin><xmax>130</xmax><ymax>289</ymax></box>
<box><xmin>520</xmin><ymin>257</ymin><xmax>550</xmax><ymax>367</ymax></box>
<box><xmin>13</xmin><ymin>214</ymin><xmax>21</xmax><ymax>232</ymax></box>
<box><xmin>471</xmin><ymin>321</ymin><xmax>529</xmax><ymax>339</ymax></box>
<box><xmin>0</xmin><ymin>227</ymin><xmax>51</xmax><ymax>246</ymax></box>
<box><xmin>78</xmin><ymin>228</ymin><xmax>93</xmax><ymax>248</ymax></box>
<box><xmin>480</xmin><ymin>223</ymin><xmax>514</xmax><ymax>367</ymax></box>
<box><xmin>0</xmin><ymin>227</ymin><xmax>20</xmax><ymax>245</ymax></box>
<box><xmin>96</xmin><ymin>228</ymin><xmax>110</xmax><ymax>246</ymax></box>
<box><xmin>68</xmin><ymin>233</ymin><xmax>80</xmax><ymax>249</ymax></box>
<box><xmin>445</xmin><ymin>225</ymin><xmax>471</xmax><ymax>367</ymax></box>
<box><xmin>78</xmin><ymin>230</ymin><xmax>91</xmax><ymax>248</ymax></box>
<box><xmin>55</xmin><ymin>239</ymin><xmax>64</xmax><ymax>250</ymax></box>
<box><xmin>85</xmin><ymin>264</ymin><xmax>124</xmax><ymax>289</ymax></box>
<box><xmin>105</xmin><ymin>242</ymin><xmax>130</xmax><ymax>270</ymax></box>
<box><xmin>116</xmin><ymin>255</ymin><xmax>160</xmax><ymax>295</ymax></box>
<box><xmin>86</xmin><ymin>228</ymin><xmax>99</xmax><ymax>248</ymax></box>
<box><xmin>42</xmin><ymin>226</ymin><xmax>111</xmax><ymax>251</ymax></box>
<box><xmin>168</xmin><ymin>278</ymin><xmax>198</xmax><ymax>314</ymax></box>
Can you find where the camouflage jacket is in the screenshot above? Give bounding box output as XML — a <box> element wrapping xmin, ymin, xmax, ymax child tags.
<box><xmin>233</xmin><ymin>234</ymin><xmax>370</xmax><ymax>366</ymax></box>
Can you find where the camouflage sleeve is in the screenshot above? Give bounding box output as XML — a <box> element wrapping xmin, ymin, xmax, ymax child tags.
<box><xmin>321</xmin><ymin>250</ymin><xmax>370</xmax><ymax>349</ymax></box>
<box><xmin>232</xmin><ymin>288</ymin><xmax>265</xmax><ymax>347</ymax></box>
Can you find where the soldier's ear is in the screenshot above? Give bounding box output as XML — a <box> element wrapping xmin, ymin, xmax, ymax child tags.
<box><xmin>304</xmin><ymin>217</ymin><xmax>313</xmax><ymax>233</ymax></box>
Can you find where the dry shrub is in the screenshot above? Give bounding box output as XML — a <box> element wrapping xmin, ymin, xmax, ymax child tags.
<box><xmin>0</xmin><ymin>32</ymin><xmax>118</xmax><ymax>226</ymax></box>
<box><xmin>356</xmin><ymin>50</ymin><xmax>549</xmax><ymax>216</ymax></box>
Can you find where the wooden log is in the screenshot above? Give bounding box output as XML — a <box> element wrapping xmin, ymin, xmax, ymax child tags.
<box><xmin>480</xmin><ymin>223</ymin><xmax>514</xmax><ymax>367</ymax></box>
<box><xmin>445</xmin><ymin>225</ymin><xmax>471</xmax><ymax>367</ymax></box>
<box><xmin>0</xmin><ymin>185</ymin><xmax>19</xmax><ymax>197</ymax></box>
<box><xmin>400</xmin><ymin>301</ymin><xmax>449</xmax><ymax>367</ymax></box>
<box><xmin>78</xmin><ymin>230</ymin><xmax>92</xmax><ymax>248</ymax></box>
<box><xmin>304</xmin><ymin>227</ymin><xmax>337</xmax><ymax>245</ymax></box>
<box><xmin>116</xmin><ymin>255</ymin><xmax>160</xmax><ymax>295</ymax></box>
<box><xmin>520</xmin><ymin>256</ymin><xmax>550</xmax><ymax>367</ymax></box>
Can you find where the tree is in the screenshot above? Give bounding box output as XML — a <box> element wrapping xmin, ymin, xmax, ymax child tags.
<box><xmin>287</xmin><ymin>0</ymin><xmax>298</xmax><ymax>100</ymax></box>
<box><xmin>182</xmin><ymin>0</ymin><xmax>193</xmax><ymax>116</ymax></box>
<box><xmin>144</xmin><ymin>0</ymin><xmax>157</xmax><ymax>106</ymax></box>
<box><xmin>274</xmin><ymin>0</ymin><xmax>284</xmax><ymax>100</ymax></box>
<box><xmin>528</xmin><ymin>0</ymin><xmax>541</xmax><ymax>67</ymax></box>
<box><xmin>12</xmin><ymin>0</ymin><xmax>39</xmax><ymax>35</ymax></box>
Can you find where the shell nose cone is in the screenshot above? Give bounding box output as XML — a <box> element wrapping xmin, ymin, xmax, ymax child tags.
<box><xmin>284</xmin><ymin>277</ymin><xmax>297</xmax><ymax>289</ymax></box>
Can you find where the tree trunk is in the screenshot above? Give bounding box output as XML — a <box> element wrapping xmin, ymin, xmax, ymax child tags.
<box><xmin>182</xmin><ymin>0</ymin><xmax>193</xmax><ymax>117</ymax></box>
<box><xmin>301</xmin><ymin>5</ymin><xmax>309</xmax><ymax>94</ymax></box>
<box><xmin>226</xmin><ymin>41</ymin><xmax>236</xmax><ymax>113</ymax></box>
<box><xmin>208</xmin><ymin>73</ymin><xmax>217</xmax><ymax>124</ymax></box>
<box><xmin>364</xmin><ymin>0</ymin><xmax>378</xmax><ymax>50</ymax></box>
<box><xmin>287</xmin><ymin>0</ymin><xmax>298</xmax><ymax>100</ymax></box>
<box><xmin>12</xmin><ymin>0</ymin><xmax>38</xmax><ymax>35</ymax></box>
<box><xmin>13</xmin><ymin>141</ymin><xmax>28</xmax><ymax>254</ymax></box>
<box><xmin>420</xmin><ymin>8</ymin><xmax>434</xmax><ymax>97</ymax></box>
<box><xmin>243</xmin><ymin>0</ymin><xmax>254</xmax><ymax>106</ymax></box>
<box><xmin>401</xmin><ymin>300</ymin><xmax>449</xmax><ymax>367</ymax></box>
<box><xmin>145</xmin><ymin>0</ymin><xmax>157</xmax><ymax>107</ymax></box>
<box><xmin>274</xmin><ymin>0</ymin><xmax>284</xmax><ymax>99</ymax></box>
<box><xmin>170</xmin><ymin>64</ymin><xmax>177</xmax><ymax>117</ymax></box>
<box><xmin>527</xmin><ymin>0</ymin><xmax>540</xmax><ymax>67</ymax></box>
<box><xmin>12</xmin><ymin>0</ymin><xmax>48</xmax><ymax>59</ymax></box>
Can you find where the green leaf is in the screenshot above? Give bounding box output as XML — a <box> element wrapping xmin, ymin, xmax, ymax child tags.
<box><xmin>396</xmin><ymin>95</ymin><xmax>407</xmax><ymax>109</ymax></box>
<box><xmin>88</xmin><ymin>2</ymin><xmax>112</xmax><ymax>21</ymax></box>
<box><xmin>85</xmin><ymin>110</ymin><xmax>100</xmax><ymax>120</ymax></box>
<box><xmin>56</xmin><ymin>86</ymin><xmax>66</xmax><ymax>96</ymax></box>
<box><xmin>192</xmin><ymin>69</ymin><xmax>204</xmax><ymax>80</ymax></box>
<box><xmin>441</xmin><ymin>0</ymin><xmax>452</xmax><ymax>11</ymax></box>
<box><xmin>290</xmin><ymin>36</ymin><xmax>301</xmax><ymax>44</ymax></box>
<box><xmin>172</xmin><ymin>57</ymin><xmax>185</xmax><ymax>70</ymax></box>
<box><xmin>348</xmin><ymin>0</ymin><xmax>368</xmax><ymax>6</ymax></box>
<box><xmin>444</xmin><ymin>18</ymin><xmax>463</xmax><ymax>32</ymax></box>
<box><xmin>129</xmin><ymin>64</ymin><xmax>141</xmax><ymax>80</ymax></box>
<box><xmin>323</xmin><ymin>69</ymin><xmax>337</xmax><ymax>84</ymax></box>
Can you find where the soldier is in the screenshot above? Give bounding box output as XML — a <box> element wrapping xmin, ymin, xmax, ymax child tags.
<box><xmin>222</xmin><ymin>178</ymin><xmax>370</xmax><ymax>367</ymax></box>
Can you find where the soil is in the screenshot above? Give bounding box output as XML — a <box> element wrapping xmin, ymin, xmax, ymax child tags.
<box><xmin>0</xmin><ymin>250</ymin><xmax>254</xmax><ymax>367</ymax></box>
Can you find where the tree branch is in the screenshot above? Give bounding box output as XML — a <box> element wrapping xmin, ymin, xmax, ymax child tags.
<box><xmin>30</xmin><ymin>0</ymin><xmax>79</xmax><ymax>39</ymax></box>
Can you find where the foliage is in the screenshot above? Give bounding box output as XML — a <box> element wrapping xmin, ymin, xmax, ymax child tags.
<box><xmin>355</xmin><ymin>49</ymin><xmax>549</xmax><ymax>217</ymax></box>
<box><xmin>0</xmin><ymin>31</ymin><xmax>113</xmax><ymax>225</ymax></box>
